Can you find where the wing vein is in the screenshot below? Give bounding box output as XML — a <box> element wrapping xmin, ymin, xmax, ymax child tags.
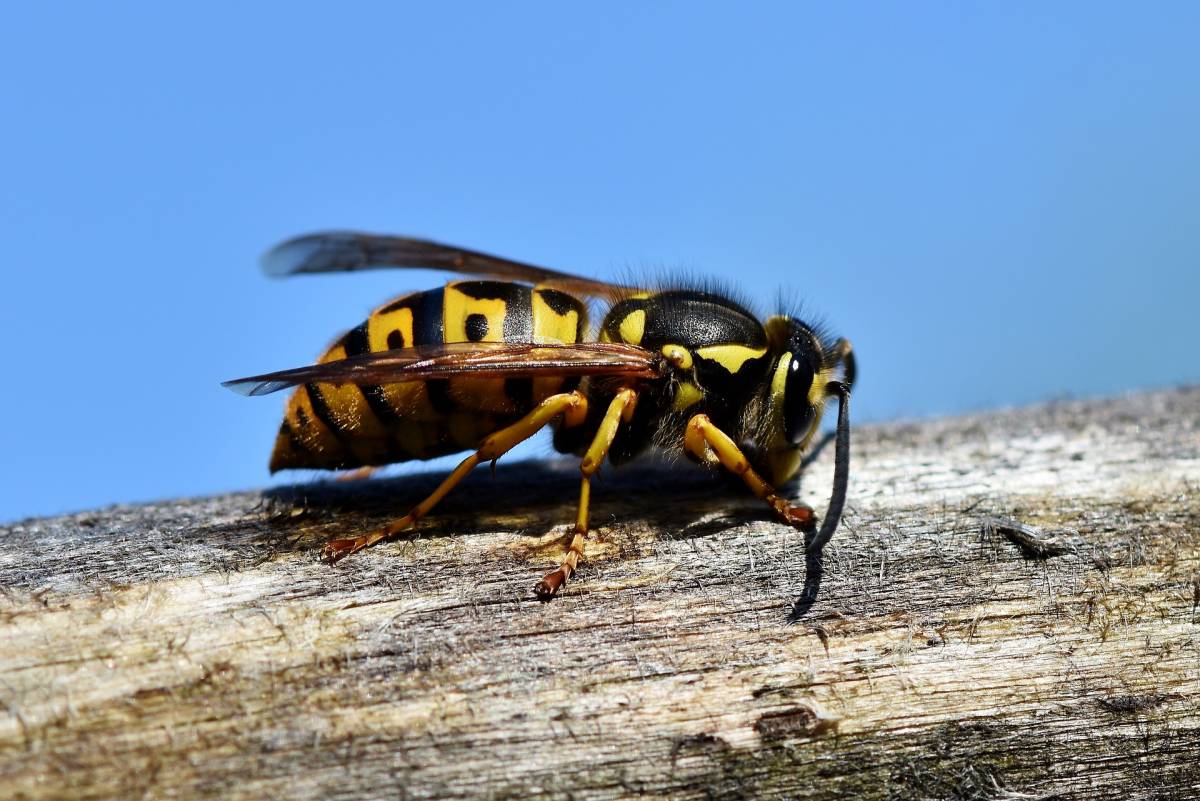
<box><xmin>224</xmin><ymin>342</ymin><xmax>662</xmax><ymax>397</ymax></box>
<box><xmin>261</xmin><ymin>231</ymin><xmax>632</xmax><ymax>300</ymax></box>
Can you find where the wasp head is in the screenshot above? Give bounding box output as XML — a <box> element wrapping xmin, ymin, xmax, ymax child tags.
<box><xmin>758</xmin><ymin>316</ymin><xmax>853</xmax><ymax>486</ymax></box>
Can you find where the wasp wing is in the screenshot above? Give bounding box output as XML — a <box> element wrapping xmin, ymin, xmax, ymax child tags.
<box><xmin>223</xmin><ymin>341</ymin><xmax>662</xmax><ymax>397</ymax></box>
<box><xmin>262</xmin><ymin>231</ymin><xmax>630</xmax><ymax>300</ymax></box>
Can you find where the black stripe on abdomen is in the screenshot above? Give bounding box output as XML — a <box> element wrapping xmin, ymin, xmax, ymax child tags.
<box><xmin>304</xmin><ymin>383</ymin><xmax>349</xmax><ymax>440</ymax></box>
<box><xmin>502</xmin><ymin>284</ymin><xmax>533</xmax><ymax>341</ymax></box>
<box><xmin>344</xmin><ymin>322</ymin><xmax>404</xmax><ymax>423</ymax></box>
<box><xmin>413</xmin><ymin>288</ymin><xmax>455</xmax><ymax>413</ymax></box>
<box><xmin>412</xmin><ymin>287</ymin><xmax>446</xmax><ymax>346</ymax></box>
<box><xmin>279</xmin><ymin>420</ymin><xmax>309</xmax><ymax>454</ymax></box>
<box><xmin>501</xmin><ymin>285</ymin><xmax>533</xmax><ymax>409</ymax></box>
<box><xmin>459</xmin><ymin>282</ymin><xmax>535</xmax><ymax>411</ymax></box>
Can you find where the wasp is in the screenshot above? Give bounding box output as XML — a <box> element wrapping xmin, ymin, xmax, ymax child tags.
<box><xmin>225</xmin><ymin>232</ymin><xmax>855</xmax><ymax>599</ymax></box>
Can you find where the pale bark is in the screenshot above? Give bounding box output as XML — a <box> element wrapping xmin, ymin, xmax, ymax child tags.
<box><xmin>2</xmin><ymin>388</ymin><xmax>1198</xmax><ymax>800</ymax></box>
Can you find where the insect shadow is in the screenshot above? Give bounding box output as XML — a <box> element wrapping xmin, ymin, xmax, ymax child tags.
<box><xmin>251</xmin><ymin>457</ymin><xmax>829</xmax><ymax>613</ymax></box>
<box><xmin>258</xmin><ymin>458</ymin><xmax>753</xmax><ymax>548</ymax></box>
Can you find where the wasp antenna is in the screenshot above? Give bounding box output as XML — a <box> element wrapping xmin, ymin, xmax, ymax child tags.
<box><xmin>806</xmin><ymin>381</ymin><xmax>850</xmax><ymax>556</ymax></box>
<box><xmin>834</xmin><ymin>339</ymin><xmax>856</xmax><ymax>393</ymax></box>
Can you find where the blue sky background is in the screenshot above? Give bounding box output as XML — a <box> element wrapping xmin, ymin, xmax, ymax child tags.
<box><xmin>2</xmin><ymin>3</ymin><xmax>1197</xmax><ymax>522</ymax></box>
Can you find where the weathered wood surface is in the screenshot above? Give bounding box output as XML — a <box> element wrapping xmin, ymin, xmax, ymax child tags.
<box><xmin>2</xmin><ymin>388</ymin><xmax>1199</xmax><ymax>800</ymax></box>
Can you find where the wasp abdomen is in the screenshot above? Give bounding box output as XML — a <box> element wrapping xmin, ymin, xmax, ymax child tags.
<box><xmin>270</xmin><ymin>281</ymin><xmax>587</xmax><ymax>472</ymax></box>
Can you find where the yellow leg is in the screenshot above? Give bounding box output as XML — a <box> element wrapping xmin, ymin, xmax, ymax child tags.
<box><xmin>534</xmin><ymin>388</ymin><xmax>638</xmax><ymax>599</ymax></box>
<box><xmin>684</xmin><ymin>414</ymin><xmax>816</xmax><ymax>531</ymax></box>
<box><xmin>322</xmin><ymin>390</ymin><xmax>589</xmax><ymax>563</ymax></box>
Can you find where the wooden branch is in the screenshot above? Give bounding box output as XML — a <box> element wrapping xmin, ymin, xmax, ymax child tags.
<box><xmin>2</xmin><ymin>388</ymin><xmax>1199</xmax><ymax>800</ymax></box>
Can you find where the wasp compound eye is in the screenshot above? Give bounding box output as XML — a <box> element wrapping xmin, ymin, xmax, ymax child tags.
<box><xmin>783</xmin><ymin>354</ymin><xmax>816</xmax><ymax>445</ymax></box>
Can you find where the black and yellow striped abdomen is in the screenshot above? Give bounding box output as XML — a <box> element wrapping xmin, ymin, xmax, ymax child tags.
<box><xmin>270</xmin><ymin>280</ymin><xmax>587</xmax><ymax>472</ymax></box>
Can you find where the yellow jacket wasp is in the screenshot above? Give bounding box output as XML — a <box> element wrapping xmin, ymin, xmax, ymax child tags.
<box><xmin>225</xmin><ymin>232</ymin><xmax>854</xmax><ymax>599</ymax></box>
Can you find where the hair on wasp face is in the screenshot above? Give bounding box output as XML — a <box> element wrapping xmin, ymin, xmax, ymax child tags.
<box><xmin>225</xmin><ymin>230</ymin><xmax>855</xmax><ymax>601</ymax></box>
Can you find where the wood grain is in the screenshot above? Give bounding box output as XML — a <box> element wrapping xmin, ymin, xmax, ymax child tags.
<box><xmin>2</xmin><ymin>388</ymin><xmax>1198</xmax><ymax>800</ymax></box>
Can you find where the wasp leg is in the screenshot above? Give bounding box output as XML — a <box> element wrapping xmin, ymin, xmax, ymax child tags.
<box><xmin>684</xmin><ymin>414</ymin><xmax>817</xmax><ymax>531</ymax></box>
<box><xmin>534</xmin><ymin>388</ymin><xmax>638</xmax><ymax>600</ymax></box>
<box><xmin>322</xmin><ymin>390</ymin><xmax>589</xmax><ymax>563</ymax></box>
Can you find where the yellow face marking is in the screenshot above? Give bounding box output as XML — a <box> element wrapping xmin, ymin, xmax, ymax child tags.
<box><xmin>767</xmin><ymin>354</ymin><xmax>794</xmax><ymax>455</ymax></box>
<box><xmin>792</xmin><ymin>368</ymin><xmax>832</xmax><ymax>452</ymax></box>
<box><xmin>661</xmin><ymin>344</ymin><xmax>693</xmax><ymax>370</ymax></box>
<box><xmin>695</xmin><ymin>344</ymin><xmax>768</xmax><ymax>374</ymax></box>
<box><xmin>618</xmin><ymin>309</ymin><xmax>646</xmax><ymax>345</ymax></box>
<box><xmin>770</xmin><ymin>353</ymin><xmax>791</xmax><ymax>405</ymax></box>
<box><xmin>809</xmin><ymin>367</ymin><xmax>832</xmax><ymax>407</ymax></box>
<box><xmin>763</xmin><ymin>354</ymin><xmax>824</xmax><ymax>484</ymax></box>
<box><xmin>672</xmin><ymin>381</ymin><xmax>704</xmax><ymax>412</ymax></box>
